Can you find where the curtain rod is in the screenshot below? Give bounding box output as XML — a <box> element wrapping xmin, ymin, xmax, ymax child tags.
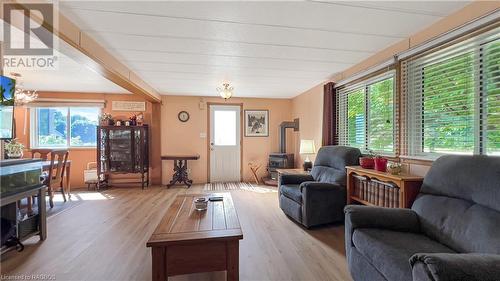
<box><xmin>335</xmin><ymin>57</ymin><xmax>396</xmax><ymax>87</ymax></box>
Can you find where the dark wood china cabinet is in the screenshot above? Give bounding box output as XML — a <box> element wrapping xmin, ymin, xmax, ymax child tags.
<box><xmin>97</xmin><ymin>125</ymin><xmax>149</xmax><ymax>189</ymax></box>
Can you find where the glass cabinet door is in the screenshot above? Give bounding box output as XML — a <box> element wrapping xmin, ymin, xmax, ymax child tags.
<box><xmin>109</xmin><ymin>129</ymin><xmax>133</xmax><ymax>172</ymax></box>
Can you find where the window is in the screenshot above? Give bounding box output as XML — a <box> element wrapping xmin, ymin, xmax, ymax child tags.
<box><xmin>213</xmin><ymin>110</ymin><xmax>237</xmax><ymax>146</ymax></box>
<box><xmin>368</xmin><ymin>78</ymin><xmax>394</xmax><ymax>152</ymax></box>
<box><xmin>485</xmin><ymin>41</ymin><xmax>500</xmax><ymax>155</ymax></box>
<box><xmin>403</xmin><ymin>28</ymin><xmax>500</xmax><ymax>157</ymax></box>
<box><xmin>32</xmin><ymin>107</ymin><xmax>100</xmax><ymax>148</ymax></box>
<box><xmin>347</xmin><ymin>88</ymin><xmax>365</xmax><ymax>149</ymax></box>
<box><xmin>337</xmin><ymin>73</ymin><xmax>395</xmax><ymax>154</ymax></box>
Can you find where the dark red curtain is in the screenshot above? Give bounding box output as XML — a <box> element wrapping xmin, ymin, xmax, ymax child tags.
<box><xmin>322</xmin><ymin>82</ymin><xmax>337</xmax><ymax>146</ymax></box>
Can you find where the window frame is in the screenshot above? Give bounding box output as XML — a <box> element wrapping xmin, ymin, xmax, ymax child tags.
<box><xmin>30</xmin><ymin>106</ymin><xmax>101</xmax><ymax>149</ymax></box>
<box><xmin>404</xmin><ymin>31</ymin><xmax>500</xmax><ymax>159</ymax></box>
<box><xmin>338</xmin><ymin>71</ymin><xmax>397</xmax><ymax>155</ymax></box>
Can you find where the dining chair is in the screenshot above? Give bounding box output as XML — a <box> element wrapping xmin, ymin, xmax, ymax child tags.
<box><xmin>25</xmin><ymin>149</ymin><xmax>54</xmax><ymax>212</ymax></box>
<box><xmin>31</xmin><ymin>149</ymin><xmax>53</xmax><ymax>160</ymax></box>
<box><xmin>45</xmin><ymin>149</ymin><xmax>69</xmax><ymax>208</ymax></box>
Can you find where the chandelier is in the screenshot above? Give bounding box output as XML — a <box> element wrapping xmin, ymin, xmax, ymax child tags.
<box><xmin>11</xmin><ymin>73</ymin><xmax>38</xmax><ymax>106</ymax></box>
<box><xmin>216</xmin><ymin>83</ymin><xmax>234</xmax><ymax>100</ymax></box>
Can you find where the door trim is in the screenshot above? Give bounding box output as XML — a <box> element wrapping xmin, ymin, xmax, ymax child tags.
<box><xmin>207</xmin><ymin>102</ymin><xmax>244</xmax><ymax>183</ymax></box>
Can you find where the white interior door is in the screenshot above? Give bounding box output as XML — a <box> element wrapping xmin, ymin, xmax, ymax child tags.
<box><xmin>210</xmin><ymin>105</ymin><xmax>241</xmax><ymax>182</ymax></box>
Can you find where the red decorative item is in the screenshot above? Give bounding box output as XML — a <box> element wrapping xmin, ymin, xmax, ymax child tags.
<box><xmin>374</xmin><ymin>158</ymin><xmax>388</xmax><ymax>172</ymax></box>
<box><xmin>359</xmin><ymin>157</ymin><xmax>375</xmax><ymax>169</ymax></box>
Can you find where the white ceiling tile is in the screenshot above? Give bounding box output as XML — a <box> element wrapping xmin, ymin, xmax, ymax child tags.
<box><xmin>29</xmin><ymin>1</ymin><xmax>473</xmax><ymax>98</ymax></box>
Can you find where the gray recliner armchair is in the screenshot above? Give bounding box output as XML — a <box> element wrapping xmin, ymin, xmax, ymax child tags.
<box><xmin>279</xmin><ymin>146</ymin><xmax>361</xmax><ymax>228</ymax></box>
<box><xmin>345</xmin><ymin>155</ymin><xmax>500</xmax><ymax>281</ymax></box>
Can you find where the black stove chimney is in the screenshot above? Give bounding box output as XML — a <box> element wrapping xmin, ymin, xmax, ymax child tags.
<box><xmin>279</xmin><ymin>118</ymin><xmax>299</xmax><ymax>153</ymax></box>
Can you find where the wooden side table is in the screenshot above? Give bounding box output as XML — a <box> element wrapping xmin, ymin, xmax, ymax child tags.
<box><xmin>161</xmin><ymin>155</ymin><xmax>200</xmax><ymax>188</ymax></box>
<box><xmin>346</xmin><ymin>166</ymin><xmax>423</xmax><ymax>208</ymax></box>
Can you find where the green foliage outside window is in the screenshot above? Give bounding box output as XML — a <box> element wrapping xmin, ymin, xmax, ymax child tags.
<box><xmin>485</xmin><ymin>42</ymin><xmax>500</xmax><ymax>155</ymax></box>
<box><xmin>422</xmin><ymin>52</ymin><xmax>475</xmax><ymax>153</ymax></box>
<box><xmin>369</xmin><ymin>78</ymin><xmax>394</xmax><ymax>152</ymax></box>
<box><xmin>347</xmin><ymin>88</ymin><xmax>365</xmax><ymax>149</ymax></box>
<box><xmin>36</xmin><ymin>107</ymin><xmax>98</xmax><ymax>147</ymax></box>
<box><xmin>419</xmin><ymin>40</ymin><xmax>499</xmax><ymax>155</ymax></box>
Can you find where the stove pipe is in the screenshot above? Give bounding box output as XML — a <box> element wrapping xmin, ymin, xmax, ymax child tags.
<box><xmin>279</xmin><ymin>118</ymin><xmax>299</xmax><ymax>153</ymax></box>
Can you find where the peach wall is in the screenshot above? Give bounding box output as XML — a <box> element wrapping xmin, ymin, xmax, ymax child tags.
<box><xmin>13</xmin><ymin>92</ymin><xmax>162</xmax><ymax>188</ymax></box>
<box><xmin>291</xmin><ymin>84</ymin><xmax>324</xmax><ymax>167</ymax></box>
<box><xmin>161</xmin><ymin>95</ymin><xmax>294</xmax><ymax>184</ymax></box>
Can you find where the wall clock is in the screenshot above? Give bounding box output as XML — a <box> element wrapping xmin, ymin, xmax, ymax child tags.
<box><xmin>178</xmin><ymin>111</ymin><xmax>190</xmax><ymax>122</ymax></box>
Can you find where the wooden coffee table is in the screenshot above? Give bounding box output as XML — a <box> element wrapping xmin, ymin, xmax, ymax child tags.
<box><xmin>147</xmin><ymin>193</ymin><xmax>243</xmax><ymax>281</ymax></box>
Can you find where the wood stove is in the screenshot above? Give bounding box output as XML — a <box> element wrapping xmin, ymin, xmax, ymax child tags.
<box><xmin>267</xmin><ymin>119</ymin><xmax>299</xmax><ymax>180</ymax></box>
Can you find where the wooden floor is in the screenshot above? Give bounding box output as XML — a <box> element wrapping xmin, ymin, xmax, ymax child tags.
<box><xmin>1</xmin><ymin>185</ymin><xmax>352</xmax><ymax>281</ymax></box>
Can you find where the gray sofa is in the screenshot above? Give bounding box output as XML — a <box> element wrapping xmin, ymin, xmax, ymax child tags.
<box><xmin>279</xmin><ymin>146</ymin><xmax>361</xmax><ymax>228</ymax></box>
<box><xmin>345</xmin><ymin>155</ymin><xmax>500</xmax><ymax>281</ymax></box>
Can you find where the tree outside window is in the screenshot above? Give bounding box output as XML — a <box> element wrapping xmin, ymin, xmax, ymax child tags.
<box><xmin>35</xmin><ymin>107</ymin><xmax>99</xmax><ymax>147</ymax></box>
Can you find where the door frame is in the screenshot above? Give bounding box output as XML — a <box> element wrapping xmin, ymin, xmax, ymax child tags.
<box><xmin>207</xmin><ymin>102</ymin><xmax>244</xmax><ymax>183</ymax></box>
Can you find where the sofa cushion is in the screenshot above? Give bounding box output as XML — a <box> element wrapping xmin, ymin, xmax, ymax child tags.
<box><xmin>412</xmin><ymin>194</ymin><xmax>500</xmax><ymax>254</ymax></box>
<box><xmin>280</xmin><ymin>184</ymin><xmax>302</xmax><ymax>203</ymax></box>
<box><xmin>352</xmin><ymin>228</ymin><xmax>456</xmax><ymax>281</ymax></box>
<box><xmin>311</xmin><ymin>146</ymin><xmax>361</xmax><ymax>185</ymax></box>
<box><xmin>420</xmin><ymin>155</ymin><xmax>500</xmax><ymax>212</ymax></box>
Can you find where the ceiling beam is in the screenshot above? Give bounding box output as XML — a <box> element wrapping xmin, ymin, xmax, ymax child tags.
<box><xmin>2</xmin><ymin>1</ymin><xmax>161</xmax><ymax>103</ymax></box>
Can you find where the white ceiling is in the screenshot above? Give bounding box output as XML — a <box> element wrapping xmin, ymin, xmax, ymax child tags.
<box><xmin>23</xmin><ymin>1</ymin><xmax>477</xmax><ymax>98</ymax></box>
<box><xmin>3</xmin><ymin>49</ymin><xmax>130</xmax><ymax>94</ymax></box>
<box><xmin>1</xmin><ymin>18</ymin><xmax>129</xmax><ymax>94</ymax></box>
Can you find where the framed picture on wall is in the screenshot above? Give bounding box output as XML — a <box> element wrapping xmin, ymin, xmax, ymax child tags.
<box><xmin>245</xmin><ymin>110</ymin><xmax>269</xmax><ymax>137</ymax></box>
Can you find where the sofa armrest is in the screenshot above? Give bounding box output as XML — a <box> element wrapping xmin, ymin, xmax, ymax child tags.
<box><xmin>344</xmin><ymin>205</ymin><xmax>420</xmax><ymax>232</ymax></box>
<box><xmin>300</xmin><ymin>181</ymin><xmax>343</xmax><ymax>192</ymax></box>
<box><xmin>410</xmin><ymin>253</ymin><xmax>500</xmax><ymax>281</ymax></box>
<box><xmin>279</xmin><ymin>174</ymin><xmax>314</xmax><ymax>185</ymax></box>
<box><xmin>344</xmin><ymin>205</ymin><xmax>420</xmax><ymax>257</ymax></box>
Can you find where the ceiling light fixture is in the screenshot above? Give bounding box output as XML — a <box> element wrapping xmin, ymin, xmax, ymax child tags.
<box><xmin>216</xmin><ymin>83</ymin><xmax>234</xmax><ymax>100</ymax></box>
<box><xmin>10</xmin><ymin>73</ymin><xmax>38</xmax><ymax>106</ymax></box>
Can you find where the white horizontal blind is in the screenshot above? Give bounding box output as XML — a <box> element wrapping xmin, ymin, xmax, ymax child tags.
<box><xmin>403</xmin><ymin>27</ymin><xmax>500</xmax><ymax>157</ymax></box>
<box><xmin>336</xmin><ymin>72</ymin><xmax>395</xmax><ymax>154</ymax></box>
<box><xmin>337</xmin><ymin>89</ymin><xmax>349</xmax><ymax>146</ymax></box>
<box><xmin>484</xmin><ymin>40</ymin><xmax>500</xmax><ymax>155</ymax></box>
<box><xmin>368</xmin><ymin>77</ymin><xmax>395</xmax><ymax>153</ymax></box>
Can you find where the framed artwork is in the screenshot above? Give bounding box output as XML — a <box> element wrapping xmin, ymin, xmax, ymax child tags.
<box><xmin>245</xmin><ymin>110</ymin><xmax>269</xmax><ymax>137</ymax></box>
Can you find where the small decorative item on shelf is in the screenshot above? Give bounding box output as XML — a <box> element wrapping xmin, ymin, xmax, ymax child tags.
<box><xmin>374</xmin><ymin>155</ymin><xmax>388</xmax><ymax>172</ymax></box>
<box><xmin>115</xmin><ymin>120</ymin><xmax>122</xmax><ymax>126</ymax></box>
<box><xmin>387</xmin><ymin>161</ymin><xmax>403</xmax><ymax>175</ymax></box>
<box><xmin>129</xmin><ymin>114</ymin><xmax>137</xmax><ymax>126</ymax></box>
<box><xmin>359</xmin><ymin>150</ymin><xmax>375</xmax><ymax>169</ymax></box>
<box><xmin>136</xmin><ymin>113</ymin><xmax>144</xmax><ymax>126</ymax></box>
<box><xmin>100</xmin><ymin>113</ymin><xmax>114</xmax><ymax>126</ymax></box>
<box><xmin>194</xmin><ymin>197</ymin><xmax>208</xmax><ymax>211</ymax></box>
<box><xmin>125</xmin><ymin>121</ymin><xmax>130</xmax><ymax>126</ymax></box>
<box><xmin>4</xmin><ymin>139</ymin><xmax>24</xmax><ymax>159</ymax></box>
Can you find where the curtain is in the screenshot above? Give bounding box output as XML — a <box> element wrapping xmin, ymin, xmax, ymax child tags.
<box><xmin>322</xmin><ymin>82</ymin><xmax>337</xmax><ymax>146</ymax></box>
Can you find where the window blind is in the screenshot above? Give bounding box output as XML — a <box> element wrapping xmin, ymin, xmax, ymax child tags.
<box><xmin>402</xmin><ymin>27</ymin><xmax>500</xmax><ymax>157</ymax></box>
<box><xmin>337</xmin><ymin>72</ymin><xmax>395</xmax><ymax>154</ymax></box>
<box><xmin>368</xmin><ymin>77</ymin><xmax>394</xmax><ymax>153</ymax></box>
